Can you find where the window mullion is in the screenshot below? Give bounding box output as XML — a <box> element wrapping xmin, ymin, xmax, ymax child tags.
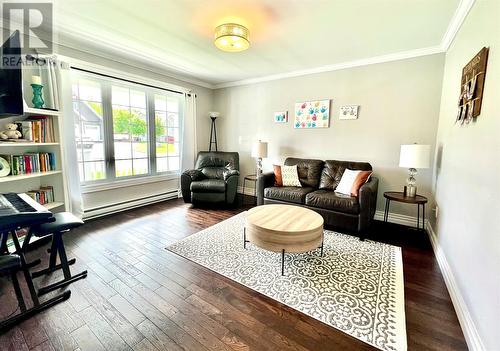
<box><xmin>147</xmin><ymin>91</ymin><xmax>157</xmax><ymax>175</ymax></box>
<box><xmin>101</xmin><ymin>82</ymin><xmax>115</xmax><ymax>180</ymax></box>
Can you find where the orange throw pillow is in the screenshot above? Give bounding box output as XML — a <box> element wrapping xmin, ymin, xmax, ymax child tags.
<box><xmin>273</xmin><ymin>165</ymin><xmax>283</xmax><ymax>187</ymax></box>
<box><xmin>350</xmin><ymin>171</ymin><xmax>372</xmax><ymax>196</ymax></box>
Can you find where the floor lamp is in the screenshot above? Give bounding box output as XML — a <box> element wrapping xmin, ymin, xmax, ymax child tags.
<box><xmin>208</xmin><ymin>112</ymin><xmax>220</xmax><ymax>151</ymax></box>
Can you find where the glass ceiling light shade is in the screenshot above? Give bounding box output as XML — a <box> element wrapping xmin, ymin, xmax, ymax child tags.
<box><xmin>214</xmin><ymin>23</ymin><xmax>250</xmax><ymax>52</ymax></box>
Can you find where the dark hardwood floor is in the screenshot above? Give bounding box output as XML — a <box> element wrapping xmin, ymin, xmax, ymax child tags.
<box><xmin>0</xmin><ymin>196</ymin><xmax>467</xmax><ymax>351</ymax></box>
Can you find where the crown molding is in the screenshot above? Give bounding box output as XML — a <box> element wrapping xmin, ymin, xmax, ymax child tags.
<box><xmin>213</xmin><ymin>0</ymin><xmax>475</xmax><ymax>89</ymax></box>
<box><xmin>32</xmin><ymin>0</ymin><xmax>474</xmax><ymax>90</ymax></box>
<box><xmin>53</xmin><ymin>24</ymin><xmax>216</xmax><ymax>89</ymax></box>
<box><xmin>214</xmin><ymin>46</ymin><xmax>444</xmax><ymax>89</ymax></box>
<box><xmin>440</xmin><ymin>0</ymin><xmax>475</xmax><ymax>51</ymax></box>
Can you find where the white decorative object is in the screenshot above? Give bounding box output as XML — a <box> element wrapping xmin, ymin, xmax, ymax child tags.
<box><xmin>0</xmin><ymin>157</ymin><xmax>11</xmax><ymax>177</ymax></box>
<box><xmin>339</xmin><ymin>105</ymin><xmax>359</xmax><ymax>120</ymax></box>
<box><xmin>31</xmin><ymin>75</ymin><xmax>42</xmax><ymax>85</ymax></box>
<box><xmin>399</xmin><ymin>144</ymin><xmax>431</xmax><ymax>197</ymax></box>
<box><xmin>281</xmin><ymin>165</ymin><xmax>301</xmax><ymax>187</ymax></box>
<box><xmin>251</xmin><ymin>140</ymin><xmax>268</xmax><ymax>175</ymax></box>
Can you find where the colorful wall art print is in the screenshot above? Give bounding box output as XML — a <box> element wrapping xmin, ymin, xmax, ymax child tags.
<box><xmin>274</xmin><ymin>111</ymin><xmax>288</xmax><ymax>123</ymax></box>
<box><xmin>294</xmin><ymin>100</ymin><xmax>330</xmax><ymax>128</ymax></box>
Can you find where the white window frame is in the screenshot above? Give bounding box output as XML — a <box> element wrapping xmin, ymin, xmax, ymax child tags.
<box><xmin>70</xmin><ymin>66</ymin><xmax>186</xmax><ymax>192</ymax></box>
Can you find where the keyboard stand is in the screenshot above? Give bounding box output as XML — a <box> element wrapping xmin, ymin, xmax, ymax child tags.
<box><xmin>0</xmin><ymin>222</ymin><xmax>70</xmax><ymax>333</ymax></box>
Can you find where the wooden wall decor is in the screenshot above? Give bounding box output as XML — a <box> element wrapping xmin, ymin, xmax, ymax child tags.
<box><xmin>457</xmin><ymin>47</ymin><xmax>489</xmax><ymax>125</ymax></box>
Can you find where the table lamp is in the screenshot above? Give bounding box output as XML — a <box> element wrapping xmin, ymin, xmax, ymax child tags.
<box><xmin>399</xmin><ymin>144</ymin><xmax>430</xmax><ymax>197</ymax></box>
<box><xmin>251</xmin><ymin>140</ymin><xmax>268</xmax><ymax>176</ymax></box>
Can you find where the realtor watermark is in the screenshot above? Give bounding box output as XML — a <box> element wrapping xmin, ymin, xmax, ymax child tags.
<box><xmin>1</xmin><ymin>2</ymin><xmax>53</xmax><ymax>67</ymax></box>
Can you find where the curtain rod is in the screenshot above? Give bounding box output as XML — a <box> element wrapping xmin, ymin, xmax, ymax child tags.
<box><xmin>70</xmin><ymin>66</ymin><xmax>186</xmax><ymax>96</ymax></box>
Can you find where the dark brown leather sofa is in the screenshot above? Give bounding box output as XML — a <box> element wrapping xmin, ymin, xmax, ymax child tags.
<box><xmin>257</xmin><ymin>158</ymin><xmax>378</xmax><ymax>235</ymax></box>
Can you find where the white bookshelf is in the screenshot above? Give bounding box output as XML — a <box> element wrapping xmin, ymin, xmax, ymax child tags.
<box><xmin>0</xmin><ymin>64</ymin><xmax>69</xmax><ymax>215</ymax></box>
<box><xmin>0</xmin><ymin>170</ymin><xmax>63</xmax><ymax>183</ymax></box>
<box><xmin>0</xmin><ymin>142</ymin><xmax>60</xmax><ymax>146</ymax></box>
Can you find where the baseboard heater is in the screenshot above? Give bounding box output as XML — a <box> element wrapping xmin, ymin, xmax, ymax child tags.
<box><xmin>83</xmin><ymin>190</ymin><xmax>179</xmax><ymax>220</ymax></box>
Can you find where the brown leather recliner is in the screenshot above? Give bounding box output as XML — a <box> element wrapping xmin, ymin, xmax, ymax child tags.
<box><xmin>257</xmin><ymin>158</ymin><xmax>378</xmax><ymax>236</ymax></box>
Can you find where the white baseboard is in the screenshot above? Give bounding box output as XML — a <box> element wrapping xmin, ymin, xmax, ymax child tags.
<box><xmin>373</xmin><ymin>210</ymin><xmax>424</xmax><ymax>228</ymax></box>
<box><xmin>426</xmin><ymin>223</ymin><xmax>485</xmax><ymax>351</ymax></box>
<box><xmin>238</xmin><ymin>185</ymin><xmax>256</xmax><ymax>197</ymax></box>
<box><xmin>83</xmin><ymin>191</ymin><xmax>178</xmax><ymax>220</ymax></box>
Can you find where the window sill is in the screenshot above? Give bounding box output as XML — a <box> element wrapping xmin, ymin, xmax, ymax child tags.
<box><xmin>81</xmin><ymin>173</ymin><xmax>179</xmax><ymax>194</ymax></box>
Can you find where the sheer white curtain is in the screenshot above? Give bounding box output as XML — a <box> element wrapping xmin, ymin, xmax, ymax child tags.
<box><xmin>59</xmin><ymin>64</ymin><xmax>84</xmax><ymax>217</ymax></box>
<box><xmin>181</xmin><ymin>92</ymin><xmax>198</xmax><ymax>174</ymax></box>
<box><xmin>42</xmin><ymin>56</ymin><xmax>60</xmax><ymax>110</ymax></box>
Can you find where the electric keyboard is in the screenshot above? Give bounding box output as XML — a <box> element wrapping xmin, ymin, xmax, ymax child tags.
<box><xmin>0</xmin><ymin>193</ymin><xmax>53</xmax><ymax>232</ymax></box>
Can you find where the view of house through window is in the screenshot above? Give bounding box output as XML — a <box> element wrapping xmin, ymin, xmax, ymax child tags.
<box><xmin>72</xmin><ymin>71</ymin><xmax>184</xmax><ymax>184</ymax></box>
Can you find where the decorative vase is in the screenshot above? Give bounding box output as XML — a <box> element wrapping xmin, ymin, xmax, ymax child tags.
<box><xmin>31</xmin><ymin>83</ymin><xmax>44</xmax><ymax>108</ymax></box>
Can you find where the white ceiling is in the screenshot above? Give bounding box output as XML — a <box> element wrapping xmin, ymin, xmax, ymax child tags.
<box><xmin>50</xmin><ymin>0</ymin><xmax>465</xmax><ymax>88</ymax></box>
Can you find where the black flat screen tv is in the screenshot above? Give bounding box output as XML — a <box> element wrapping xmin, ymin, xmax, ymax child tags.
<box><xmin>0</xmin><ymin>30</ymin><xmax>23</xmax><ymax>117</ymax></box>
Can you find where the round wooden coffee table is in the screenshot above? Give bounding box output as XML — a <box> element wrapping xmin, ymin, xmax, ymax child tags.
<box><xmin>244</xmin><ymin>204</ymin><xmax>324</xmax><ymax>275</ymax></box>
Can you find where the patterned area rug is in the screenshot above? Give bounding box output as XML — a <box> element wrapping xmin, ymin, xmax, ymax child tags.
<box><xmin>167</xmin><ymin>212</ymin><xmax>406</xmax><ymax>351</ymax></box>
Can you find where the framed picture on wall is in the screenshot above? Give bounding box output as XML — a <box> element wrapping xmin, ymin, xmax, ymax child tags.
<box><xmin>294</xmin><ymin>100</ymin><xmax>330</xmax><ymax>128</ymax></box>
<box><xmin>274</xmin><ymin>111</ymin><xmax>288</xmax><ymax>123</ymax></box>
<box><xmin>339</xmin><ymin>105</ymin><xmax>359</xmax><ymax>120</ymax></box>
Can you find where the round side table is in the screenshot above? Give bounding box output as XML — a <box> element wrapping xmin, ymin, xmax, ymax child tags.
<box><xmin>243</xmin><ymin>174</ymin><xmax>258</xmax><ymax>205</ymax></box>
<box><xmin>383</xmin><ymin>191</ymin><xmax>428</xmax><ymax>230</ymax></box>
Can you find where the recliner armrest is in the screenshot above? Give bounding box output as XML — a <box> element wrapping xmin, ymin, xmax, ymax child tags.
<box><xmin>181</xmin><ymin>169</ymin><xmax>206</xmax><ymax>203</ymax></box>
<box><xmin>223</xmin><ymin>169</ymin><xmax>240</xmax><ymax>181</ymax></box>
<box><xmin>182</xmin><ymin>169</ymin><xmax>206</xmax><ymax>181</ymax></box>
<box><xmin>257</xmin><ymin>172</ymin><xmax>275</xmax><ymax>205</ymax></box>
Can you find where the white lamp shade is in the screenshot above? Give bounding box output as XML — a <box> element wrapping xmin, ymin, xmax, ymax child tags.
<box><xmin>399</xmin><ymin>144</ymin><xmax>431</xmax><ymax>168</ymax></box>
<box><xmin>251</xmin><ymin>141</ymin><xmax>268</xmax><ymax>158</ymax></box>
<box><xmin>209</xmin><ymin>111</ymin><xmax>220</xmax><ymax>118</ymax></box>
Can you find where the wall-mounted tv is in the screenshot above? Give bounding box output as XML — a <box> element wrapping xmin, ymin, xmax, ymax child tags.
<box><xmin>0</xmin><ymin>30</ymin><xmax>23</xmax><ymax>117</ymax></box>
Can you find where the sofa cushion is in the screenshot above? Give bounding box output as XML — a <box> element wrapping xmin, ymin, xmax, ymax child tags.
<box><xmin>284</xmin><ymin>158</ymin><xmax>324</xmax><ymax>188</ymax></box>
<box><xmin>191</xmin><ymin>179</ymin><xmax>226</xmax><ymax>193</ymax></box>
<box><xmin>305</xmin><ymin>190</ymin><xmax>359</xmax><ymax>214</ymax></box>
<box><xmin>319</xmin><ymin>160</ymin><xmax>372</xmax><ymax>190</ymax></box>
<box><xmin>264</xmin><ymin>186</ymin><xmax>314</xmax><ymax>204</ymax></box>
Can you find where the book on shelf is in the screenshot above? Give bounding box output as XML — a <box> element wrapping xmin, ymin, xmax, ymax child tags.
<box><xmin>13</xmin><ymin>116</ymin><xmax>55</xmax><ymax>143</ymax></box>
<box><xmin>0</xmin><ymin>152</ymin><xmax>56</xmax><ymax>175</ymax></box>
<box><xmin>26</xmin><ymin>185</ymin><xmax>55</xmax><ymax>205</ymax></box>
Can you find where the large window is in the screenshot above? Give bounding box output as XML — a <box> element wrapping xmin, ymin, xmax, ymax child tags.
<box><xmin>72</xmin><ymin>71</ymin><xmax>184</xmax><ymax>184</ymax></box>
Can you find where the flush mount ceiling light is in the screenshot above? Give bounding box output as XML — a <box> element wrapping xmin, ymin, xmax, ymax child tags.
<box><xmin>214</xmin><ymin>23</ymin><xmax>250</xmax><ymax>52</ymax></box>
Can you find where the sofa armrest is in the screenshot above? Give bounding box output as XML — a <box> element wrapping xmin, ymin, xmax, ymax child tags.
<box><xmin>257</xmin><ymin>172</ymin><xmax>275</xmax><ymax>205</ymax></box>
<box><xmin>358</xmin><ymin>176</ymin><xmax>379</xmax><ymax>231</ymax></box>
<box><xmin>180</xmin><ymin>169</ymin><xmax>206</xmax><ymax>203</ymax></box>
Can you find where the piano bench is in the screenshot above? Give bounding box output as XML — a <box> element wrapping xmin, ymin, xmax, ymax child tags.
<box><xmin>31</xmin><ymin>212</ymin><xmax>87</xmax><ymax>296</ymax></box>
<box><xmin>33</xmin><ymin>212</ymin><xmax>84</xmax><ymax>237</ymax></box>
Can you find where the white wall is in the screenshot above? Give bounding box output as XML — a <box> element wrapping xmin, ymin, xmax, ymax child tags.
<box><xmin>54</xmin><ymin>45</ymin><xmax>213</xmax><ymax>211</ymax></box>
<box><xmin>431</xmin><ymin>1</ymin><xmax>500</xmax><ymax>349</ymax></box>
<box><xmin>213</xmin><ymin>55</ymin><xmax>445</xmax><ymax>217</ymax></box>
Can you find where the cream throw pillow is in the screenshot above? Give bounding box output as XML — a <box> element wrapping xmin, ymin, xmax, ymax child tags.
<box><xmin>335</xmin><ymin>169</ymin><xmax>361</xmax><ymax>195</ymax></box>
<box><xmin>281</xmin><ymin>165</ymin><xmax>301</xmax><ymax>187</ymax></box>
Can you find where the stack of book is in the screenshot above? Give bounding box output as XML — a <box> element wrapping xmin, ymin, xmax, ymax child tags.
<box><xmin>2</xmin><ymin>116</ymin><xmax>56</xmax><ymax>143</ymax></box>
<box><xmin>1</xmin><ymin>152</ymin><xmax>56</xmax><ymax>175</ymax></box>
<box><xmin>26</xmin><ymin>186</ymin><xmax>55</xmax><ymax>205</ymax></box>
